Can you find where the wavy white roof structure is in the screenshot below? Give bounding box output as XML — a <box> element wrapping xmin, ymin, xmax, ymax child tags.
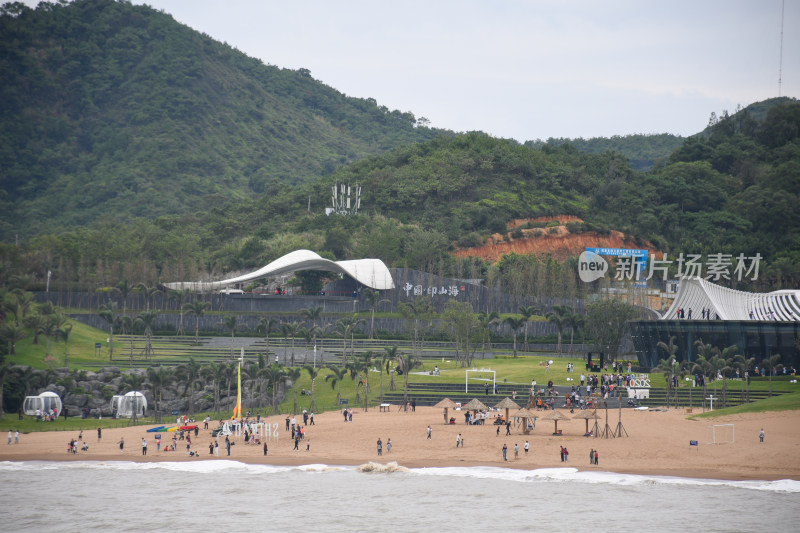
<box><xmin>664</xmin><ymin>277</ymin><xmax>800</xmax><ymax>321</ymax></box>
<box><xmin>163</xmin><ymin>250</ymin><xmax>394</xmax><ymax>292</ymax></box>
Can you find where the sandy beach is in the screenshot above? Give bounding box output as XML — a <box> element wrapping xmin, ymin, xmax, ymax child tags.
<box><xmin>2</xmin><ymin>406</ymin><xmax>799</xmax><ymax>481</ymax></box>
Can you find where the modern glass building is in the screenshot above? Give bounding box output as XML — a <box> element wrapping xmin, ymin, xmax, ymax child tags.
<box><xmin>629</xmin><ymin>277</ymin><xmax>800</xmax><ymax>369</ymax></box>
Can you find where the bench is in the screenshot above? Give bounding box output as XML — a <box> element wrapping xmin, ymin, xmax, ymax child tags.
<box><xmin>379</xmin><ymin>403</ymin><xmax>391</xmax><ymax>412</ymax></box>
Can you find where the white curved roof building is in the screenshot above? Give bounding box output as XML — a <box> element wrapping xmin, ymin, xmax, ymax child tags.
<box><xmin>163</xmin><ymin>249</ymin><xmax>394</xmax><ymax>292</ymax></box>
<box><xmin>664</xmin><ymin>277</ymin><xmax>800</xmax><ymax>321</ymax></box>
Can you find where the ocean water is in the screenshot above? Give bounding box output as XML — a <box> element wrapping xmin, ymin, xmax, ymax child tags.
<box><xmin>1</xmin><ymin>461</ymin><xmax>797</xmax><ymax>532</ymax></box>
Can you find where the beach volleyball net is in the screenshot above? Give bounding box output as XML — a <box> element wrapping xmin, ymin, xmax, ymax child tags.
<box><xmin>707</xmin><ymin>424</ymin><xmax>735</xmax><ymax>444</ymax></box>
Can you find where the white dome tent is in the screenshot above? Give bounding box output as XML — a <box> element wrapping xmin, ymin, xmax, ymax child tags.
<box><xmin>23</xmin><ymin>391</ymin><xmax>62</xmax><ymax>416</ymax></box>
<box><xmin>111</xmin><ymin>391</ymin><xmax>148</xmax><ymax>418</ymax></box>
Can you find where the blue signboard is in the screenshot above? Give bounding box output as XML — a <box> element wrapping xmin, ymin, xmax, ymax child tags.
<box><xmin>586</xmin><ymin>247</ymin><xmax>648</xmax><ymax>272</ymax></box>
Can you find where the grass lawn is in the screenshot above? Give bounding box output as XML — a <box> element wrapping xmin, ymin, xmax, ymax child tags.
<box><xmin>690</xmin><ymin>391</ymin><xmax>800</xmax><ymax>419</ymax></box>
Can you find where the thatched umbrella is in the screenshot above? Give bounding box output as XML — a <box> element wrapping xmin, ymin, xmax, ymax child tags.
<box><xmin>434</xmin><ymin>398</ymin><xmax>458</xmax><ymax>424</ymax></box>
<box><xmin>515</xmin><ymin>408</ymin><xmax>537</xmax><ymax>434</ymax></box>
<box><xmin>494</xmin><ymin>397</ymin><xmax>521</xmax><ymax>424</ymax></box>
<box><xmin>542</xmin><ymin>409</ymin><xmax>571</xmax><ymax>435</ymax></box>
<box><xmin>572</xmin><ymin>410</ymin><xmax>600</xmax><ymax>435</ymax></box>
<box><xmin>461</xmin><ymin>398</ymin><xmax>489</xmax><ymax>423</ymax></box>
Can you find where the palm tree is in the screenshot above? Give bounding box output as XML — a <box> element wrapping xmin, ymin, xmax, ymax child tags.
<box><xmin>399</xmin><ymin>298</ymin><xmax>432</xmax><ymax>359</ymax></box>
<box><xmin>281</xmin><ymin>321</ymin><xmax>302</xmax><ymax>366</ymax></box>
<box><xmin>98</xmin><ymin>301</ymin><xmax>117</xmax><ymax>360</ymax></box>
<box><xmin>261</xmin><ymin>363</ymin><xmax>288</xmax><ymax>414</ymax></box>
<box><xmin>518</xmin><ymin>305</ymin><xmax>540</xmax><ymax>351</ymax></box>
<box><xmin>113</xmin><ymin>280</ymin><xmax>132</xmax><ymax>315</ymax></box>
<box><xmin>257</xmin><ymin>317</ymin><xmax>279</xmax><ymax>358</ymax></box>
<box><xmin>14</xmin><ymin>365</ymin><xmax>42</xmax><ymax>397</ymax></box>
<box><xmin>0</xmin><ymin>362</ymin><xmax>14</xmax><ymax>417</ymax></box>
<box><xmin>23</xmin><ymin>313</ymin><xmax>46</xmax><ymax>345</ymax></box>
<box><xmin>354</xmin><ymin>351</ymin><xmax>375</xmax><ymax>411</ymax></box>
<box><xmin>218</xmin><ymin>315</ymin><xmax>242</xmax><ymax>358</ymax></box>
<box><xmin>146</xmin><ymin>366</ymin><xmax>173</xmax><ymax>423</ymax></box>
<box><xmin>135</xmin><ymin>283</ymin><xmax>161</xmax><ymax>312</ymax></box>
<box><xmin>175</xmin><ymin>358</ymin><xmax>203</xmax><ymax>416</ymax></box>
<box><xmin>362</xmin><ymin>289</ymin><xmax>390</xmax><ymax>339</ymax></box>
<box><xmin>546</xmin><ymin>305</ymin><xmax>570</xmax><ymax>353</ymax></box>
<box><xmin>285</xmin><ymin>367</ymin><xmax>302</xmax><ymax>415</ymax></box>
<box><xmin>503</xmin><ymin>315</ymin><xmax>526</xmax><ymax>358</ymax></box>
<box><xmin>477</xmin><ymin>311</ymin><xmax>501</xmax><ymax>359</ymax></box>
<box><xmin>303</xmin><ymin>364</ymin><xmax>321</xmax><ymax>412</ymax></box>
<box><xmin>715</xmin><ymin>345</ymin><xmax>739</xmax><ymax>407</ymax></box>
<box><xmin>656</xmin><ymin>335</ymin><xmax>680</xmax><ymax>407</ymax></box>
<box><xmin>202</xmin><ymin>362</ymin><xmax>227</xmax><ymax>415</ymax></box>
<box><xmin>169</xmin><ymin>289</ymin><xmax>187</xmax><ymax>336</ymax></box>
<box><xmin>134</xmin><ymin>310</ymin><xmax>158</xmax><ymax>360</ymax></box>
<box><xmin>565</xmin><ymin>311</ymin><xmax>585</xmax><ymax>353</ymax></box>
<box><xmin>394</xmin><ymin>351</ymin><xmax>421</xmax><ymax>405</ymax></box>
<box><xmin>58</xmin><ymin>323</ymin><xmax>73</xmax><ymax>368</ymax></box>
<box><xmin>762</xmin><ymin>354</ymin><xmax>783</xmax><ymax>397</ymax></box>
<box><xmin>0</xmin><ymin>323</ymin><xmax>26</xmax><ymax>356</ymax></box>
<box><xmin>334</xmin><ymin>315</ymin><xmax>357</xmax><ymax>365</ymax></box>
<box><xmin>183</xmin><ymin>301</ymin><xmax>209</xmax><ymax>344</ymax></box>
<box><xmin>325</xmin><ymin>365</ymin><xmax>348</xmax><ymax>409</ymax></box>
<box><xmin>242</xmin><ymin>362</ymin><xmax>262</xmax><ymax>411</ymax></box>
<box><xmin>733</xmin><ymin>354</ymin><xmax>756</xmax><ymax>403</ymax></box>
<box><xmin>380</xmin><ymin>345</ymin><xmax>398</xmax><ymax>402</ymax></box>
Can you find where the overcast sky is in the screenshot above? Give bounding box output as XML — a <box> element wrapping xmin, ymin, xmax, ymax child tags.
<box><xmin>46</xmin><ymin>1</ymin><xmax>800</xmax><ymax>140</ymax></box>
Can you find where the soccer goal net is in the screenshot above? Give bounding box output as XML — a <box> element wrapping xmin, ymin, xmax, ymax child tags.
<box><xmin>707</xmin><ymin>424</ymin><xmax>735</xmax><ymax>444</ymax></box>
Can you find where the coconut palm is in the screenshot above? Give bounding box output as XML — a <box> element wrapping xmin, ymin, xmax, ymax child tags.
<box><xmin>0</xmin><ymin>323</ymin><xmax>26</xmax><ymax>356</ymax></box>
<box><xmin>113</xmin><ymin>280</ymin><xmax>132</xmax><ymax>315</ymax></box>
<box><xmin>546</xmin><ymin>305</ymin><xmax>571</xmax><ymax>353</ymax></box>
<box><xmin>58</xmin><ymin>323</ymin><xmax>73</xmax><ymax>369</ymax></box>
<box><xmin>175</xmin><ymin>358</ymin><xmax>203</xmax><ymax>416</ymax></box>
<box><xmin>301</xmin><ymin>364</ymin><xmax>321</xmax><ymax>412</ymax></box>
<box><xmin>183</xmin><ymin>301</ymin><xmax>209</xmax><ymax>344</ymax></box>
<box><xmin>733</xmin><ymin>354</ymin><xmax>756</xmax><ymax>402</ymax></box>
<box><xmin>202</xmin><ymin>362</ymin><xmax>227</xmax><ymax>415</ymax></box>
<box><xmin>334</xmin><ymin>315</ymin><xmax>360</xmax><ymax>365</ymax></box>
<box><xmin>281</xmin><ymin>320</ymin><xmax>302</xmax><ymax>366</ymax></box>
<box><xmin>325</xmin><ymin>365</ymin><xmax>348</xmax><ymax>409</ymax></box>
<box><xmin>564</xmin><ymin>311</ymin><xmax>585</xmax><ymax>353</ymax></box>
<box><xmin>503</xmin><ymin>315</ymin><xmax>526</xmax><ymax>357</ymax></box>
<box><xmin>394</xmin><ymin>351</ymin><xmax>421</xmax><ymax>405</ymax></box>
<box><xmin>146</xmin><ymin>366</ymin><xmax>173</xmax><ymax>423</ymax></box>
<box><xmin>23</xmin><ymin>313</ymin><xmax>46</xmax><ymax>345</ymax></box>
<box><xmin>257</xmin><ymin>317</ymin><xmax>279</xmax><ymax>358</ymax></box>
<box><xmin>762</xmin><ymin>354</ymin><xmax>783</xmax><ymax>397</ymax></box>
<box><xmin>398</xmin><ymin>297</ymin><xmax>432</xmax><ymax>358</ymax></box>
<box><xmin>261</xmin><ymin>363</ymin><xmax>288</xmax><ymax>414</ymax></box>
<box><xmin>169</xmin><ymin>289</ymin><xmax>187</xmax><ymax>336</ymax></box>
<box><xmin>285</xmin><ymin>367</ymin><xmax>302</xmax><ymax>415</ymax></box>
<box><xmin>218</xmin><ymin>315</ymin><xmax>243</xmax><ymax>358</ymax></box>
<box><xmin>134</xmin><ymin>310</ymin><xmax>158</xmax><ymax>360</ymax></box>
<box><xmin>135</xmin><ymin>283</ymin><xmax>161</xmax><ymax>311</ymax></box>
<box><xmin>362</xmin><ymin>289</ymin><xmax>391</xmax><ymax>339</ymax></box>
<box><xmin>0</xmin><ymin>362</ymin><xmax>13</xmax><ymax>417</ymax></box>
<box><xmin>379</xmin><ymin>345</ymin><xmax>398</xmax><ymax>402</ymax></box>
<box><xmin>98</xmin><ymin>301</ymin><xmax>117</xmax><ymax>360</ymax></box>
<box><xmin>656</xmin><ymin>335</ymin><xmax>680</xmax><ymax>407</ymax></box>
<box><xmin>518</xmin><ymin>305</ymin><xmax>540</xmax><ymax>351</ymax></box>
<box><xmin>477</xmin><ymin>311</ymin><xmax>501</xmax><ymax>359</ymax></box>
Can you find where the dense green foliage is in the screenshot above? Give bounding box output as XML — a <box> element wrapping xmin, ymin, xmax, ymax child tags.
<box><xmin>1</xmin><ymin>1</ymin><xmax>799</xmax><ymax>295</ymax></box>
<box><xmin>527</xmin><ymin>133</ymin><xmax>684</xmax><ymax>170</ymax></box>
<box><xmin>0</xmin><ymin>0</ymin><xmax>446</xmax><ymax>238</ymax></box>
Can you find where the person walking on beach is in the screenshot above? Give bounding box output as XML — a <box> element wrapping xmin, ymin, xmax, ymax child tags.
<box><xmin>564</xmin><ymin>447</ymin><xmax>569</xmax><ymax>462</ymax></box>
<box><xmin>97</xmin><ymin>427</ymin><xmax>101</xmax><ymax>441</ymax></box>
<box><xmin>502</xmin><ymin>444</ymin><xmax>508</xmax><ymax>461</ymax></box>
<box><xmin>118</xmin><ymin>437</ymin><xmax>124</xmax><ymax>451</ymax></box>
<box><xmin>524</xmin><ymin>441</ymin><xmax>529</xmax><ymax>455</ymax></box>
<box><xmin>589</xmin><ymin>448</ymin><xmax>594</xmax><ymax>464</ymax></box>
<box><xmin>594</xmin><ymin>450</ymin><xmax>598</xmax><ymax>465</ymax></box>
<box><xmin>514</xmin><ymin>443</ymin><xmax>519</xmax><ymax>460</ymax></box>
<box><xmin>7</xmin><ymin>430</ymin><xmax>12</xmax><ymax>445</ymax></box>
<box><xmin>141</xmin><ymin>438</ymin><xmax>147</xmax><ymax>456</ymax></box>
<box><xmin>505</xmin><ymin>421</ymin><xmax>511</xmax><ymax>436</ymax></box>
<box><xmin>387</xmin><ymin>438</ymin><xmax>392</xmax><ymax>453</ymax></box>
<box><xmin>310</xmin><ymin>411</ymin><xmax>315</xmax><ymax>425</ymax></box>
<box><xmin>225</xmin><ymin>436</ymin><xmax>231</xmax><ymax>456</ymax></box>
<box><xmin>560</xmin><ymin>446</ymin><xmax>565</xmax><ymax>462</ymax></box>
<box><xmin>294</xmin><ymin>434</ymin><xmax>300</xmax><ymax>450</ymax></box>
<box><xmin>759</xmin><ymin>428</ymin><xmax>765</xmax><ymax>443</ymax></box>
<box><xmin>215</xmin><ymin>441</ymin><xmax>219</xmax><ymax>456</ymax></box>
<box><xmin>377</xmin><ymin>438</ymin><xmax>383</xmax><ymax>456</ymax></box>
<box><xmin>427</xmin><ymin>426</ymin><xmax>432</xmax><ymax>439</ymax></box>
<box><xmin>456</xmin><ymin>433</ymin><xmax>461</xmax><ymax>448</ymax></box>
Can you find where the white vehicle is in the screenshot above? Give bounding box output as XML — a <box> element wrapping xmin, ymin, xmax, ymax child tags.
<box><xmin>218</xmin><ymin>288</ymin><xmax>245</xmax><ymax>295</ymax></box>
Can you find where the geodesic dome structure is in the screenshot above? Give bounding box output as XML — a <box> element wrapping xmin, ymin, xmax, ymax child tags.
<box><xmin>23</xmin><ymin>391</ymin><xmax>62</xmax><ymax>416</ymax></box>
<box><xmin>111</xmin><ymin>391</ymin><xmax>148</xmax><ymax>418</ymax></box>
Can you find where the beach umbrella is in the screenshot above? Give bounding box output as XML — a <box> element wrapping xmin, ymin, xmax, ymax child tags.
<box><xmin>572</xmin><ymin>410</ymin><xmax>600</xmax><ymax>435</ymax></box>
<box><xmin>494</xmin><ymin>397</ymin><xmax>521</xmax><ymax>424</ymax></box>
<box><xmin>515</xmin><ymin>408</ymin><xmax>537</xmax><ymax>434</ymax></box>
<box><xmin>542</xmin><ymin>409</ymin><xmax>571</xmax><ymax>435</ymax></box>
<box><xmin>461</xmin><ymin>398</ymin><xmax>489</xmax><ymax>423</ymax></box>
<box><xmin>434</xmin><ymin>398</ymin><xmax>458</xmax><ymax>424</ymax></box>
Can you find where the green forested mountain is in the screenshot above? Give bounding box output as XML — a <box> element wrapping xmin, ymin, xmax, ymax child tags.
<box><xmin>526</xmin><ymin>133</ymin><xmax>685</xmax><ymax>170</ymax></box>
<box><xmin>0</xmin><ymin>0</ymin><xmax>447</xmax><ymax>238</ymax></box>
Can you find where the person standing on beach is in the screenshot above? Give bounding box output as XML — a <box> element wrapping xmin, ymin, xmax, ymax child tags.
<box><xmin>215</xmin><ymin>441</ymin><xmax>219</xmax><ymax>456</ymax></box>
<box><xmin>427</xmin><ymin>426</ymin><xmax>432</xmax><ymax>439</ymax></box>
<box><xmin>524</xmin><ymin>441</ymin><xmax>529</xmax><ymax>455</ymax></box>
<box><xmin>456</xmin><ymin>433</ymin><xmax>461</xmax><ymax>448</ymax></box>
<box><xmin>225</xmin><ymin>436</ymin><xmax>231</xmax><ymax>456</ymax></box>
<box><xmin>387</xmin><ymin>438</ymin><xmax>392</xmax><ymax>453</ymax></box>
<box><xmin>310</xmin><ymin>411</ymin><xmax>315</xmax><ymax>425</ymax></box>
<box><xmin>7</xmin><ymin>430</ymin><xmax>11</xmax><ymax>445</ymax></box>
<box><xmin>560</xmin><ymin>446</ymin><xmax>565</xmax><ymax>462</ymax></box>
<box><xmin>564</xmin><ymin>447</ymin><xmax>569</xmax><ymax>461</ymax></box>
<box><xmin>514</xmin><ymin>443</ymin><xmax>519</xmax><ymax>460</ymax></box>
<box><xmin>759</xmin><ymin>428</ymin><xmax>765</xmax><ymax>443</ymax></box>
<box><xmin>209</xmin><ymin>442</ymin><xmax>214</xmax><ymax>455</ymax></box>
<box><xmin>97</xmin><ymin>427</ymin><xmax>101</xmax><ymax>441</ymax></box>
<box><xmin>141</xmin><ymin>438</ymin><xmax>147</xmax><ymax>456</ymax></box>
<box><xmin>594</xmin><ymin>450</ymin><xmax>598</xmax><ymax>465</ymax></box>
<box><xmin>502</xmin><ymin>444</ymin><xmax>508</xmax><ymax>461</ymax></box>
<box><xmin>377</xmin><ymin>438</ymin><xmax>382</xmax><ymax>456</ymax></box>
<box><xmin>118</xmin><ymin>437</ymin><xmax>124</xmax><ymax>451</ymax></box>
<box><xmin>589</xmin><ymin>448</ymin><xmax>594</xmax><ymax>464</ymax></box>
